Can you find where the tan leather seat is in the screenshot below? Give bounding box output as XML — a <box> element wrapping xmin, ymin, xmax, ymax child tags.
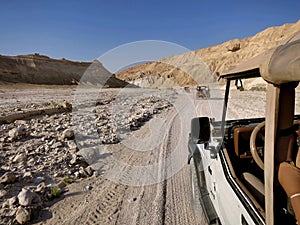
<box><xmin>279</xmin><ymin>147</ymin><xmax>300</xmax><ymax>223</ymax></box>
<box><xmin>234</xmin><ymin>126</ymin><xmax>255</xmax><ymax>158</ymax></box>
<box><xmin>277</xmin><ymin>86</ymin><xmax>300</xmax><ymax>222</ymax></box>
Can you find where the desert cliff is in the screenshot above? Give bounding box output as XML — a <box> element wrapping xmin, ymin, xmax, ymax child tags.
<box><xmin>117</xmin><ymin>20</ymin><xmax>300</xmax><ymax>87</ymax></box>
<box><xmin>0</xmin><ymin>54</ymin><xmax>130</xmax><ymax>87</ymax></box>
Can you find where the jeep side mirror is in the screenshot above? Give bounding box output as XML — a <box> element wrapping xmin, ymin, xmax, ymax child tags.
<box><xmin>191</xmin><ymin>117</ymin><xmax>210</xmax><ymax>144</ymax></box>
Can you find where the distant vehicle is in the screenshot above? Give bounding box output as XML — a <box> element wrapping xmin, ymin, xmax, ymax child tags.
<box><xmin>188</xmin><ymin>32</ymin><xmax>300</xmax><ymax>225</ymax></box>
<box><xmin>196</xmin><ymin>86</ymin><xmax>210</xmax><ymax>99</ymax></box>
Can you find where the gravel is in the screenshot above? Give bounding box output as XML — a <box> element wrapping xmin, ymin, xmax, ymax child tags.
<box><xmin>0</xmin><ymin>85</ymin><xmax>175</xmax><ymax>224</ymax></box>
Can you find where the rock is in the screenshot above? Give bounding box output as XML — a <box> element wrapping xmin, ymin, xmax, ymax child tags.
<box><xmin>35</xmin><ymin>182</ymin><xmax>46</xmax><ymax>193</ymax></box>
<box><xmin>0</xmin><ymin>172</ymin><xmax>17</xmax><ymax>184</ymax></box>
<box><xmin>51</xmin><ymin>141</ymin><xmax>63</xmax><ymax>148</ymax></box>
<box><xmin>32</xmin><ymin>193</ymin><xmax>42</xmax><ymax>206</ymax></box>
<box><xmin>34</xmin><ymin>177</ymin><xmax>45</xmax><ymax>184</ymax></box>
<box><xmin>2</xmin><ymin>196</ymin><xmax>17</xmax><ymax>208</ymax></box>
<box><xmin>226</xmin><ymin>39</ymin><xmax>241</xmax><ymax>52</ymax></box>
<box><xmin>8</xmin><ymin>196</ymin><xmax>17</xmax><ymax>206</ymax></box>
<box><xmin>15</xmin><ymin>207</ymin><xmax>31</xmax><ymax>224</ymax></box>
<box><xmin>61</xmin><ymin>101</ymin><xmax>72</xmax><ymax>109</ymax></box>
<box><xmin>84</xmin><ymin>166</ymin><xmax>94</xmax><ymax>176</ymax></box>
<box><xmin>55</xmin><ymin>125</ymin><xmax>63</xmax><ymax>131</ymax></box>
<box><xmin>67</xmin><ymin>140</ymin><xmax>78</xmax><ymax>151</ymax></box>
<box><xmin>48</xmin><ymin>139</ymin><xmax>55</xmax><ymax>146</ymax></box>
<box><xmin>46</xmin><ymin>193</ymin><xmax>52</xmax><ymax>199</ymax></box>
<box><xmin>13</xmin><ymin>153</ymin><xmax>27</xmax><ymax>163</ymax></box>
<box><xmin>17</xmin><ymin>189</ymin><xmax>35</xmax><ymax>206</ymax></box>
<box><xmin>53</xmin><ymin>172</ymin><xmax>63</xmax><ymax>178</ymax></box>
<box><xmin>2</xmin><ymin>200</ymin><xmax>9</xmax><ymax>208</ymax></box>
<box><xmin>85</xmin><ymin>185</ymin><xmax>92</xmax><ymax>191</ymax></box>
<box><xmin>8</xmin><ymin>125</ymin><xmax>27</xmax><ymax>141</ymax></box>
<box><xmin>14</xmin><ymin>120</ymin><xmax>28</xmax><ymax>125</ymax></box>
<box><xmin>61</xmin><ymin>129</ymin><xmax>74</xmax><ymax>140</ymax></box>
<box><xmin>93</xmin><ymin>170</ymin><xmax>99</xmax><ymax>177</ymax></box>
<box><xmin>0</xmin><ymin>208</ymin><xmax>17</xmax><ymax>217</ymax></box>
<box><xmin>26</xmin><ymin>158</ymin><xmax>35</xmax><ymax>165</ymax></box>
<box><xmin>74</xmin><ymin>171</ymin><xmax>80</xmax><ymax>178</ymax></box>
<box><xmin>78</xmin><ymin>167</ymin><xmax>87</xmax><ymax>177</ymax></box>
<box><xmin>0</xmin><ymin>189</ymin><xmax>7</xmax><ymax>198</ymax></box>
<box><xmin>23</xmin><ymin>171</ymin><xmax>33</xmax><ymax>179</ymax></box>
<box><xmin>70</xmin><ymin>154</ymin><xmax>88</xmax><ymax>167</ymax></box>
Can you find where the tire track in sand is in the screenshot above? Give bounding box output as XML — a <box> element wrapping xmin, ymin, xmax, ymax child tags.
<box><xmin>37</xmin><ymin>93</ymin><xmax>206</xmax><ymax>225</ymax></box>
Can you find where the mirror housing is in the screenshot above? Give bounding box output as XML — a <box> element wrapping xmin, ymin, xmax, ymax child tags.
<box><xmin>191</xmin><ymin>117</ymin><xmax>210</xmax><ymax>144</ymax></box>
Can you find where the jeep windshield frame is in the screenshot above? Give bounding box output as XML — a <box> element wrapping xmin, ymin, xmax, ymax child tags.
<box><xmin>219</xmin><ymin>68</ymin><xmax>261</xmax><ymax>138</ymax></box>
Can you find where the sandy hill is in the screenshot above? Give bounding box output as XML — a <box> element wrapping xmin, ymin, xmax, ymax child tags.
<box><xmin>117</xmin><ymin>20</ymin><xmax>300</xmax><ymax>88</ymax></box>
<box><xmin>0</xmin><ymin>53</ymin><xmax>131</xmax><ymax>87</ymax></box>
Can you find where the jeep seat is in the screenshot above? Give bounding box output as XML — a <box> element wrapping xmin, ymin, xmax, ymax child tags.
<box><xmin>234</xmin><ymin>126</ymin><xmax>255</xmax><ymax>158</ymax></box>
<box><xmin>278</xmin><ymin>128</ymin><xmax>300</xmax><ymax>223</ymax></box>
<box><xmin>278</xmin><ymin>161</ymin><xmax>300</xmax><ymax>223</ymax></box>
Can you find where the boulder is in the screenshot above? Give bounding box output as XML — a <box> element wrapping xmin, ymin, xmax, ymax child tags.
<box><xmin>15</xmin><ymin>207</ymin><xmax>30</xmax><ymax>224</ymax></box>
<box><xmin>17</xmin><ymin>189</ymin><xmax>35</xmax><ymax>206</ymax></box>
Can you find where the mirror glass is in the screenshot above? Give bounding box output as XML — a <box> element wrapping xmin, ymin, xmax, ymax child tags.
<box><xmin>191</xmin><ymin>117</ymin><xmax>210</xmax><ymax>144</ymax></box>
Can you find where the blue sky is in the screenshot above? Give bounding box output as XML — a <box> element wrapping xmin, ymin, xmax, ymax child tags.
<box><xmin>0</xmin><ymin>0</ymin><xmax>299</xmax><ymax>62</ymax></box>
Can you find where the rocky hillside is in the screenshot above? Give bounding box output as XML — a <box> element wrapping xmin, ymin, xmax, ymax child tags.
<box><xmin>0</xmin><ymin>54</ymin><xmax>130</xmax><ymax>87</ymax></box>
<box><xmin>117</xmin><ymin>20</ymin><xmax>300</xmax><ymax>87</ymax></box>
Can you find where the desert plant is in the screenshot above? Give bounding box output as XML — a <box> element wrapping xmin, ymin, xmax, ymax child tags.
<box><xmin>50</xmin><ymin>101</ymin><xmax>59</xmax><ymax>108</ymax></box>
<box><xmin>50</xmin><ymin>186</ymin><xmax>62</xmax><ymax>198</ymax></box>
<box><xmin>63</xmin><ymin>177</ymin><xmax>73</xmax><ymax>185</ymax></box>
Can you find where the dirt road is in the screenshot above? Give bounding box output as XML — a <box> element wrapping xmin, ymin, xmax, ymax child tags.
<box><xmin>1</xmin><ymin>86</ymin><xmax>278</xmax><ymax>225</ymax></box>
<box><xmin>4</xmin><ymin>85</ymin><xmax>288</xmax><ymax>225</ymax></box>
<box><xmin>26</xmin><ymin>88</ymin><xmax>207</xmax><ymax>225</ymax></box>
